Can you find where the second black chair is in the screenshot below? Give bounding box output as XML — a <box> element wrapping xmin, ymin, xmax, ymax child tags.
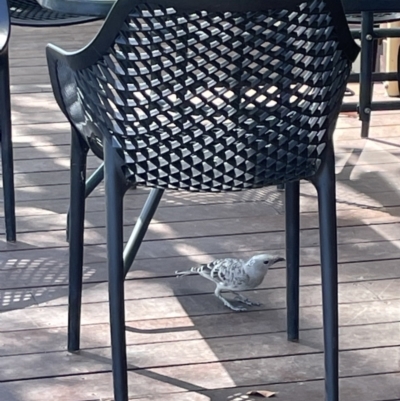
<box><xmin>0</xmin><ymin>0</ymin><xmax>100</xmax><ymax>241</ymax></box>
<box><xmin>0</xmin><ymin>0</ymin><xmax>15</xmax><ymax>242</ymax></box>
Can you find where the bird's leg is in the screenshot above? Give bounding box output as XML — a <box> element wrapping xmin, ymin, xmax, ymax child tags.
<box><xmin>215</xmin><ymin>285</ymin><xmax>247</xmax><ymax>312</ymax></box>
<box><xmin>232</xmin><ymin>292</ymin><xmax>261</xmax><ymax>307</ymax></box>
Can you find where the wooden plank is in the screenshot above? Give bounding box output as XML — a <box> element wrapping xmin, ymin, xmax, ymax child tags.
<box><xmin>195</xmin><ymin>377</ymin><xmax>400</xmax><ymax>401</ymax></box>
<box><xmin>0</xmin><ymin>371</ymin><xmax>398</xmax><ymax>401</ymax></box>
<box><xmin>4</xmin><ymin>190</ymin><xmax>281</xmax><ymax>218</ymax></box>
<box><xmin>2</xmin><ymin>201</ymin><xmax>400</xmax><ymax>236</ymax></box>
<box><xmin>301</xmin><ymin>187</ymin><xmax>400</xmax><ymax>212</ymax></box>
<box><xmin>10</xmin><ymin>66</ymin><xmax>64</xmax><ymax>78</ymax></box>
<box><xmin>0</xmin><ymin>323</ymin><xmax>399</xmax><ymax>382</ymax></box>
<box><xmin>11</xmin><ymin>121</ymin><xmax>70</xmax><ymax>136</ymax></box>
<box><xmin>5</xmin><ymin>169</ymin><xmax>97</xmax><ymax>188</ymax></box>
<box><xmin>10</xmin><ymin>84</ymin><xmax>52</xmax><ymax>95</ymax></box>
<box><xmin>0</xmin><ymin>302</ymin><xmax>399</xmax><ymax>356</ymax></box>
<box><xmin>1</xmin><ymin>237</ymin><xmax>400</xmax><ymax>275</ymax></box>
<box><xmin>10</xmin><ymin>74</ymin><xmax>50</xmax><ymax>86</ymax></box>
<box><xmin>8</xmin><ymin>155</ymin><xmax>100</xmax><ymax>176</ymax></box>
<box><xmin>1</xmin><ymin>219</ymin><xmax>400</xmax><ymax>253</ymax></box>
<box><xmin>338</xmin><ymin>163</ymin><xmax>400</xmax><ymax>182</ymax></box>
<box><xmin>11</xmin><ymin>93</ymin><xmax>67</xmax><ymax>113</ymax></box>
<box><xmin>0</xmin><ymin>173</ymin><xmax>395</xmax><ymax>213</ymax></box>
<box><xmin>12</xmin><ymin>135</ymin><xmax>71</xmax><ymax>149</ymax></box>
<box><xmin>0</xmin><ymin>347</ymin><xmax>399</xmax><ymax>399</ymax></box>
<box><xmin>0</xmin><ymin>201</ymin><xmax>281</xmax><ymax>232</ymax></box>
<box><xmin>3</xmin><ymin>184</ymin><xmax>400</xmax><ymax>222</ymax></box>
<box><xmin>335</xmin><ymin>124</ymin><xmax>400</xmax><ymax>139</ymax></box>
<box><xmin>12</xmin><ymin>145</ymin><xmax>71</xmax><ymax>161</ymax></box>
<box><xmin>1</xmin><ymin>254</ymin><xmax>400</xmax><ymax>290</ymax></box>
<box><xmin>335</xmin><ymin>136</ymin><xmax>400</xmax><ymax>149</ymax></box>
<box><xmin>11</xmin><ymin>109</ymin><xmax>67</xmax><ymax>125</ymax></box>
<box><xmin>0</xmin><ymin>217</ymin><xmax>366</xmax><ymax>250</ymax></box>
<box><xmin>136</xmin><ymin>347</ymin><xmax>400</xmax><ymax>391</ymax></box>
<box><xmin>11</xmin><ymin>275</ymin><xmax>400</xmax><ymax>310</ymax></box>
<box><xmin>1</xmin><ymin>277</ymin><xmax>400</xmax><ymax>331</ymax></box>
<box><xmin>338</xmin><ymin>113</ymin><xmax>400</xmax><ymax>128</ymax></box>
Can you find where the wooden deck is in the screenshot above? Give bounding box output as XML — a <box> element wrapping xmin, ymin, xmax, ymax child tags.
<box><xmin>1</xmin><ymin>22</ymin><xmax>400</xmax><ymax>401</ymax></box>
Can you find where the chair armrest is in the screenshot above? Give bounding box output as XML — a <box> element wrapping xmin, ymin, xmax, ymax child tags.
<box><xmin>47</xmin><ymin>43</ymin><xmax>92</xmax><ymax>119</ymax></box>
<box><xmin>0</xmin><ymin>0</ymin><xmax>10</xmax><ymax>54</ymax></box>
<box><xmin>46</xmin><ymin>44</ymin><xmax>72</xmax><ymax>116</ymax></box>
<box><xmin>46</xmin><ymin>43</ymin><xmax>105</xmax><ymax>159</ymax></box>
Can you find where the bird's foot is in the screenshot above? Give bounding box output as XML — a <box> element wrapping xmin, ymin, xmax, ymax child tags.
<box><xmin>215</xmin><ymin>289</ymin><xmax>247</xmax><ymax>311</ymax></box>
<box><xmin>234</xmin><ymin>294</ymin><xmax>261</xmax><ymax>307</ymax></box>
<box><xmin>221</xmin><ymin>298</ymin><xmax>247</xmax><ymax>312</ymax></box>
<box><xmin>226</xmin><ymin>302</ymin><xmax>247</xmax><ymax>312</ymax></box>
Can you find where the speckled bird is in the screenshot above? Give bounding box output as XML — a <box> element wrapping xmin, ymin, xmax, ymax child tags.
<box><xmin>175</xmin><ymin>254</ymin><xmax>285</xmax><ymax>311</ymax></box>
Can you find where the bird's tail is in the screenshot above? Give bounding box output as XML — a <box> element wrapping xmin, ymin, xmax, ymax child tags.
<box><xmin>175</xmin><ymin>266</ymin><xmax>201</xmax><ymax>277</ymax></box>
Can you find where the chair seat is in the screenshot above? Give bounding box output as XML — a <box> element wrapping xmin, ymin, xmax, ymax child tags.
<box><xmin>9</xmin><ymin>0</ymin><xmax>98</xmax><ymax>26</ymax></box>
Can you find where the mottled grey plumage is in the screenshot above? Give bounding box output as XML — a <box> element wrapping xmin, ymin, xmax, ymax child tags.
<box><xmin>175</xmin><ymin>254</ymin><xmax>285</xmax><ymax>311</ymax></box>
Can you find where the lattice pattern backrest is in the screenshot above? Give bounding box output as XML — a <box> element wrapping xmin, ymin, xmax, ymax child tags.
<box><xmin>71</xmin><ymin>0</ymin><xmax>352</xmax><ymax>191</ymax></box>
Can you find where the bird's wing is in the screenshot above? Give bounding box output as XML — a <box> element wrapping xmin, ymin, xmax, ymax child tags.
<box><xmin>198</xmin><ymin>258</ymin><xmax>249</xmax><ymax>287</ymax></box>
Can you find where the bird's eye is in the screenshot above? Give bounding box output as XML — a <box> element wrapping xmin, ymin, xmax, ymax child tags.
<box><xmin>263</xmin><ymin>261</ymin><xmax>269</xmax><ymax>265</ymax></box>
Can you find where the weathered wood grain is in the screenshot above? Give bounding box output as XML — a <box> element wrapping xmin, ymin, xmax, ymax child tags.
<box><xmin>0</xmin><ymin>351</ymin><xmax>399</xmax><ymax>401</ymax></box>
<box><xmin>1</xmin><ymin>323</ymin><xmax>400</xmax><ymax>382</ymax></box>
<box><xmin>1</xmin><ymin>278</ymin><xmax>400</xmax><ymax>331</ymax></box>
<box><xmin>1</xmin><ymin>255</ymin><xmax>400</xmax><ymax>291</ymax></box>
<box><xmin>2</xmin><ymin>202</ymin><xmax>400</xmax><ymax>237</ymax></box>
<box><xmin>1</xmin><ymin>219</ymin><xmax>400</xmax><ymax>255</ymax></box>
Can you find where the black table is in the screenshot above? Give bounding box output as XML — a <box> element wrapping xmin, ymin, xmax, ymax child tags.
<box><xmin>37</xmin><ymin>0</ymin><xmax>111</xmax><ymax>16</ymax></box>
<box><xmin>36</xmin><ymin>0</ymin><xmax>400</xmax><ymax>17</ymax></box>
<box><xmin>345</xmin><ymin>0</ymin><xmax>400</xmax><ymax>13</ymax></box>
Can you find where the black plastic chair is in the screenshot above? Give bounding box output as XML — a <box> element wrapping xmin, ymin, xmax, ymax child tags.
<box><xmin>9</xmin><ymin>0</ymin><xmax>99</xmax><ymax>26</ymax></box>
<box><xmin>0</xmin><ymin>0</ymin><xmax>16</xmax><ymax>242</ymax></box>
<box><xmin>344</xmin><ymin>12</ymin><xmax>400</xmax><ymax>137</ymax></box>
<box><xmin>46</xmin><ymin>0</ymin><xmax>359</xmax><ymax>400</ymax></box>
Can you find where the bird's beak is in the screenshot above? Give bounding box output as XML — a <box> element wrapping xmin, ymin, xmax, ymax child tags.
<box><xmin>274</xmin><ymin>257</ymin><xmax>285</xmax><ymax>264</ymax></box>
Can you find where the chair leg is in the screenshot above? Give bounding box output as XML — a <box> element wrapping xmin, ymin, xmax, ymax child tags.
<box><xmin>0</xmin><ymin>51</ymin><xmax>16</xmax><ymax>242</ymax></box>
<box><xmin>67</xmin><ymin>127</ymin><xmax>88</xmax><ymax>352</ymax></box>
<box><xmin>123</xmin><ymin>187</ymin><xmax>164</xmax><ymax>276</ymax></box>
<box><xmin>311</xmin><ymin>143</ymin><xmax>339</xmax><ymax>401</ymax></box>
<box><xmin>66</xmin><ymin>162</ymin><xmax>104</xmax><ymax>242</ymax></box>
<box><xmin>285</xmin><ymin>181</ymin><xmax>300</xmax><ymax>341</ymax></box>
<box><xmin>359</xmin><ymin>11</ymin><xmax>374</xmax><ymax>138</ymax></box>
<box><xmin>104</xmin><ymin>137</ymin><xmax>128</xmax><ymax>401</ymax></box>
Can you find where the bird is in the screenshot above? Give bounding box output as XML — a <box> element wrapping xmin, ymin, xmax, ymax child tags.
<box><xmin>175</xmin><ymin>254</ymin><xmax>285</xmax><ymax>311</ymax></box>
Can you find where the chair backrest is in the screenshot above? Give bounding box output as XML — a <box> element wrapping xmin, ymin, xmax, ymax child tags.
<box><xmin>0</xmin><ymin>0</ymin><xmax>10</xmax><ymax>54</ymax></box>
<box><xmin>9</xmin><ymin>0</ymin><xmax>98</xmax><ymax>26</ymax></box>
<box><xmin>50</xmin><ymin>0</ymin><xmax>359</xmax><ymax>191</ymax></box>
